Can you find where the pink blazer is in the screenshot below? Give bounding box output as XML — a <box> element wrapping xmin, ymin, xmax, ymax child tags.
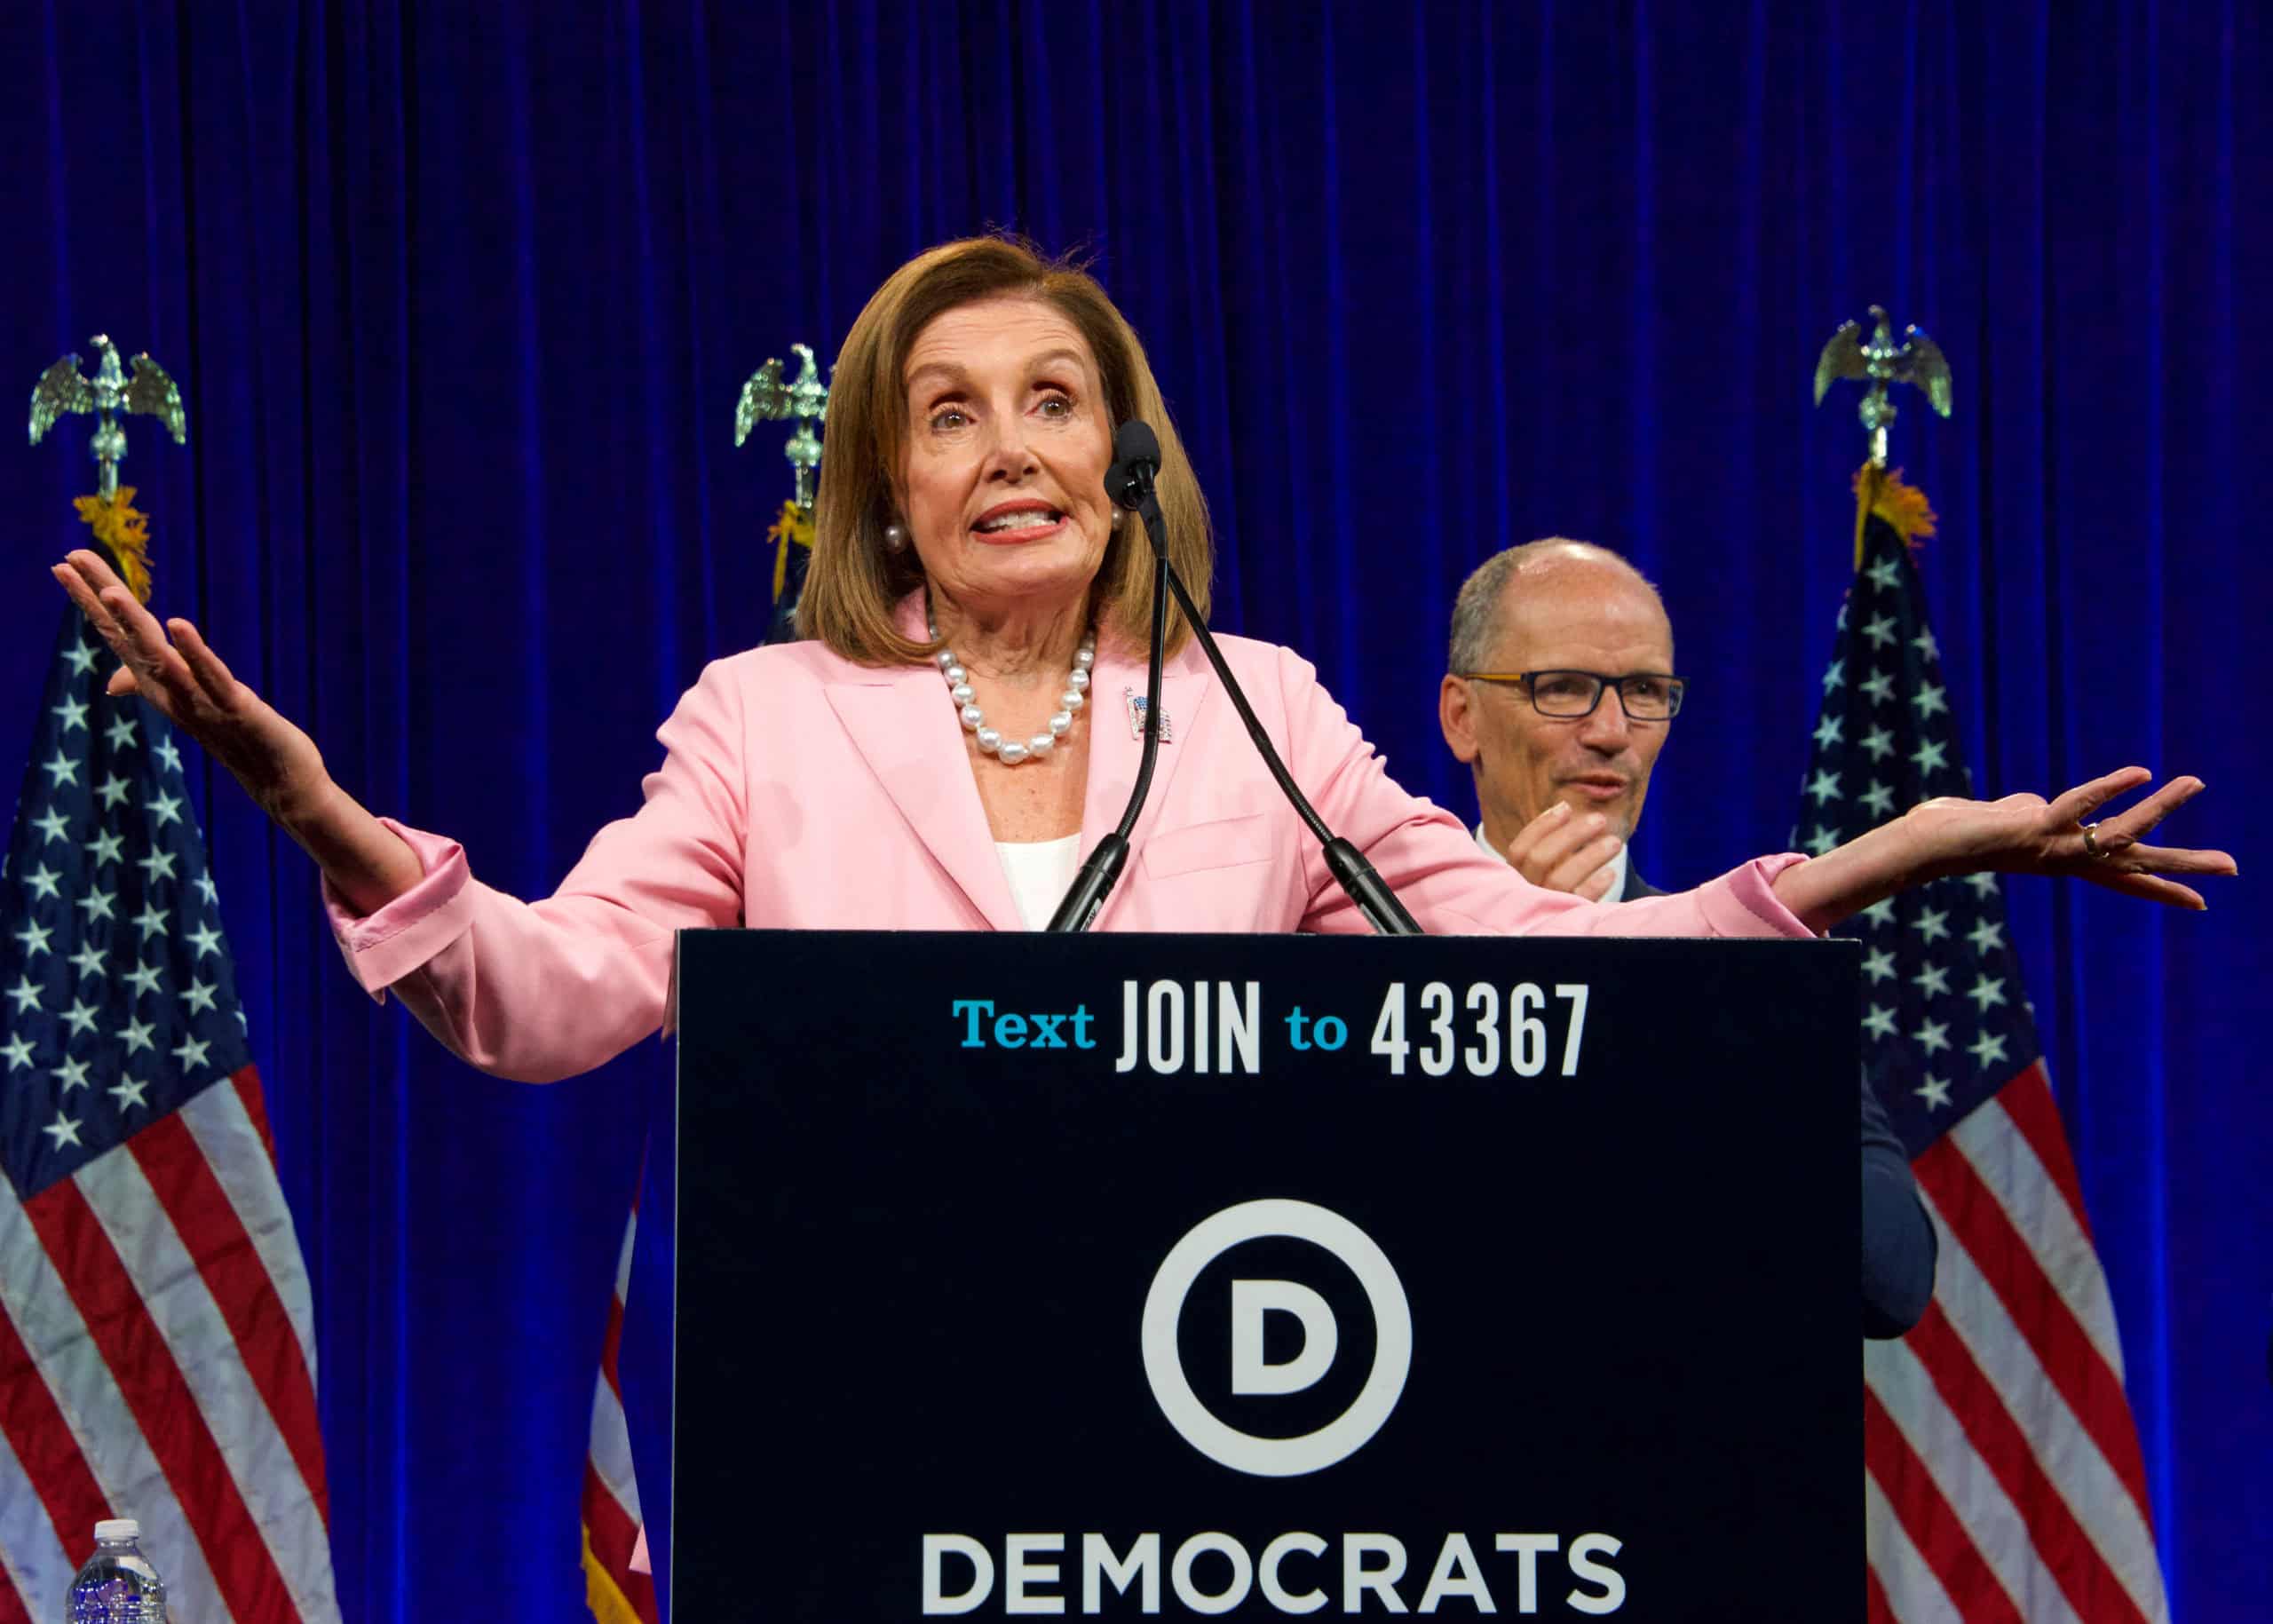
<box><xmin>329</xmin><ymin>615</ymin><xmax>1812</xmax><ymax>1081</ymax></box>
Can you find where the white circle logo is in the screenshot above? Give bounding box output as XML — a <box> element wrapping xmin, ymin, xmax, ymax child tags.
<box><xmin>1141</xmin><ymin>1198</ymin><xmax>1413</xmax><ymax>1477</ymax></box>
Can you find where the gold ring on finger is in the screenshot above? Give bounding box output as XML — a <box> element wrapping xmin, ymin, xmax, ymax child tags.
<box><xmin>2081</xmin><ymin>822</ymin><xmax>2107</xmax><ymax>860</ymax></box>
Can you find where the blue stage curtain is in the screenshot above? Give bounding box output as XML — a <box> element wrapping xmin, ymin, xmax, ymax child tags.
<box><xmin>2</xmin><ymin>2</ymin><xmax>2264</xmax><ymax>1618</ymax></box>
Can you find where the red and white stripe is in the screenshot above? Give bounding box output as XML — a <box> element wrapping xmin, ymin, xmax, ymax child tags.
<box><xmin>581</xmin><ymin>1202</ymin><xmax>659</xmax><ymax>1624</ymax></box>
<box><xmin>1865</xmin><ymin>1062</ymin><xmax>2169</xmax><ymax>1623</ymax></box>
<box><xmin>0</xmin><ymin>1066</ymin><xmax>339</xmax><ymax>1624</ymax></box>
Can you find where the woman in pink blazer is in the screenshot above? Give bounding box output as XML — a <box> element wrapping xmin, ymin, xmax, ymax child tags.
<box><xmin>53</xmin><ymin>238</ymin><xmax>2232</xmax><ymax>1085</ymax></box>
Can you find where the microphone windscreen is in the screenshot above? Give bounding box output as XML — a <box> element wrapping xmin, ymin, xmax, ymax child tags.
<box><xmin>1114</xmin><ymin>419</ymin><xmax>1162</xmax><ymax>470</ymax></box>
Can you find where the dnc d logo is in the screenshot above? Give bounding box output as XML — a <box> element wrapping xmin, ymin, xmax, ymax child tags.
<box><xmin>1140</xmin><ymin>1199</ymin><xmax>1413</xmax><ymax>1477</ymax></box>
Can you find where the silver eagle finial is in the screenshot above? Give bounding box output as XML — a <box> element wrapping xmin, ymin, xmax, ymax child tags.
<box><xmin>29</xmin><ymin>335</ymin><xmax>188</xmax><ymax>498</ymax></box>
<box><xmin>1813</xmin><ymin>305</ymin><xmax>1952</xmax><ymax>467</ymax></box>
<box><xmin>735</xmin><ymin>343</ymin><xmax>829</xmax><ymax>509</ymax></box>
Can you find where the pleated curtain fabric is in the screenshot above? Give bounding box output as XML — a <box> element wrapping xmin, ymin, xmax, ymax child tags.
<box><xmin>0</xmin><ymin>3</ymin><xmax>2263</xmax><ymax>1619</ymax></box>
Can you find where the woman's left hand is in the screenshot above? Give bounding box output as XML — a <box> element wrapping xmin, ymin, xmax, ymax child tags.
<box><xmin>1770</xmin><ymin>765</ymin><xmax>2236</xmax><ymax>931</ymax></box>
<box><xmin>1903</xmin><ymin>766</ymin><xmax>2235</xmax><ymax>909</ymax></box>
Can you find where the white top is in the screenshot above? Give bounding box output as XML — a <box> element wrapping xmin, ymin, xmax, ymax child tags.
<box><xmin>996</xmin><ymin>835</ymin><xmax>1083</xmax><ymax>930</ymax></box>
<box><xmin>1475</xmin><ymin>820</ymin><xmax>1630</xmax><ymax>901</ymax></box>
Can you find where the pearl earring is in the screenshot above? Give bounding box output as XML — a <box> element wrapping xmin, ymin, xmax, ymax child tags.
<box><xmin>883</xmin><ymin>523</ymin><xmax>907</xmax><ymax>551</ymax></box>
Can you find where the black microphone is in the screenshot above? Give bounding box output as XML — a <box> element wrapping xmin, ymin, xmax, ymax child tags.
<box><xmin>1059</xmin><ymin>420</ymin><xmax>1422</xmax><ymax>936</ymax></box>
<box><xmin>1104</xmin><ymin>418</ymin><xmax>1160</xmax><ymax>510</ymax></box>
<box><xmin>1047</xmin><ymin>424</ymin><xmax>1171</xmax><ymax>931</ymax></box>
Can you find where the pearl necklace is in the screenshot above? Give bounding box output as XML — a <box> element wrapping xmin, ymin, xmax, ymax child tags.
<box><xmin>930</xmin><ymin>620</ymin><xmax>1095</xmax><ymax>765</ymax></box>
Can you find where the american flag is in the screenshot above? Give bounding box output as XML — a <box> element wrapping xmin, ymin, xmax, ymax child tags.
<box><xmin>581</xmin><ymin>1196</ymin><xmax>658</xmax><ymax>1624</ymax></box>
<box><xmin>0</xmin><ymin>605</ymin><xmax>340</xmax><ymax>1624</ymax></box>
<box><xmin>1795</xmin><ymin>469</ymin><xmax>2170</xmax><ymax>1623</ymax></box>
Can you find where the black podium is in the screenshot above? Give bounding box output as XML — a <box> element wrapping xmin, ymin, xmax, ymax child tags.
<box><xmin>649</xmin><ymin>930</ymin><xmax>1860</xmax><ymax>1620</ymax></box>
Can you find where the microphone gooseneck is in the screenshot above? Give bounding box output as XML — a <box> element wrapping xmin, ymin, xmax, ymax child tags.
<box><xmin>1048</xmin><ymin>424</ymin><xmax>1174</xmax><ymax>931</ymax></box>
<box><xmin>1053</xmin><ymin>419</ymin><xmax>1422</xmax><ymax>937</ymax></box>
<box><xmin>1046</xmin><ymin>551</ymin><xmax>1168</xmax><ymax>931</ymax></box>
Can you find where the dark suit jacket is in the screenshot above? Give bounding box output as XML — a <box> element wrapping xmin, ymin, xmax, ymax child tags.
<box><xmin>1861</xmin><ymin>1069</ymin><xmax>1938</xmax><ymax>1336</ymax></box>
<box><xmin>1619</xmin><ymin>860</ymin><xmax>1934</xmax><ymax>1335</ymax></box>
<box><xmin>1618</xmin><ymin>864</ymin><xmax>1664</xmax><ymax>900</ymax></box>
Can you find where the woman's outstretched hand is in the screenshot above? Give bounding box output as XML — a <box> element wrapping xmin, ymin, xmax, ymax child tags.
<box><xmin>52</xmin><ymin>548</ymin><xmax>327</xmax><ymax>824</ymax></box>
<box><xmin>1771</xmin><ymin>766</ymin><xmax>2235</xmax><ymax>931</ymax></box>
<box><xmin>1902</xmin><ymin>766</ymin><xmax>2235</xmax><ymax>908</ymax></box>
<box><xmin>51</xmin><ymin>547</ymin><xmax>424</xmax><ymax>913</ymax></box>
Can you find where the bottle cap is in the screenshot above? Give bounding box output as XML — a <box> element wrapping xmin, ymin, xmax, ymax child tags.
<box><xmin>93</xmin><ymin>1518</ymin><xmax>139</xmax><ymax>1542</ymax></box>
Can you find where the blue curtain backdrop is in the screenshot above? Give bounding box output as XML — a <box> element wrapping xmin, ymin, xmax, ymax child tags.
<box><xmin>2</xmin><ymin>1</ymin><xmax>2265</xmax><ymax>1618</ymax></box>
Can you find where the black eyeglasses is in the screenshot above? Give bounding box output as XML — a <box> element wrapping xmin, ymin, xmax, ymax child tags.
<box><xmin>1459</xmin><ymin>669</ymin><xmax>1687</xmax><ymax>720</ymax></box>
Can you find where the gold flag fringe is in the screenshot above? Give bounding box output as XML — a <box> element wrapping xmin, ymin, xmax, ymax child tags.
<box><xmin>579</xmin><ymin>1523</ymin><xmax>650</xmax><ymax>1624</ymax></box>
<box><xmin>766</xmin><ymin>498</ymin><xmax>815</xmax><ymax>603</ymax></box>
<box><xmin>1851</xmin><ymin>463</ymin><xmax>1938</xmax><ymax>571</ymax></box>
<box><xmin>73</xmin><ymin>487</ymin><xmax>155</xmax><ymax>602</ymax></box>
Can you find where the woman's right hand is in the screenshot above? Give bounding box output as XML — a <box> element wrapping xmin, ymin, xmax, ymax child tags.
<box><xmin>53</xmin><ymin>547</ymin><xmax>427</xmax><ymax>915</ymax></box>
<box><xmin>51</xmin><ymin>548</ymin><xmax>330</xmax><ymax>828</ymax></box>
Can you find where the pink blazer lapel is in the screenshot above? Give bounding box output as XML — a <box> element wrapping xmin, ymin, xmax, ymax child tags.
<box><xmin>1080</xmin><ymin>637</ymin><xmax>1211</xmax><ymax>927</ymax></box>
<box><xmin>823</xmin><ymin>667</ymin><xmax>1025</xmax><ymax>931</ymax></box>
<box><xmin>828</xmin><ymin>598</ymin><xmax>1211</xmax><ymax>932</ymax></box>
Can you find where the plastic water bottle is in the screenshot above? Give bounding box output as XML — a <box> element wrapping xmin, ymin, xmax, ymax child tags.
<box><xmin>65</xmin><ymin>1519</ymin><xmax>166</xmax><ymax>1622</ymax></box>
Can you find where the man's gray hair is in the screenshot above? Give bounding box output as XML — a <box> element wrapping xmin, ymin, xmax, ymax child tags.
<box><xmin>1445</xmin><ymin>538</ymin><xmax>1665</xmax><ymax>673</ymax></box>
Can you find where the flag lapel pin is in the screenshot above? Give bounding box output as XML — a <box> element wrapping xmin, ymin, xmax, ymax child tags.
<box><xmin>1124</xmin><ymin>686</ymin><xmax>1172</xmax><ymax>742</ymax></box>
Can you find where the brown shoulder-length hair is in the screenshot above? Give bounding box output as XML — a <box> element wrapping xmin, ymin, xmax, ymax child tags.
<box><xmin>796</xmin><ymin>236</ymin><xmax>1214</xmax><ymax>666</ymax></box>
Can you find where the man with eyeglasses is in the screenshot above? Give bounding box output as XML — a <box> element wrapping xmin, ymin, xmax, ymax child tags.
<box><xmin>1439</xmin><ymin>538</ymin><xmax>1936</xmax><ymax>1336</ymax></box>
<box><xmin>1438</xmin><ymin>538</ymin><xmax>1682</xmax><ymax>901</ymax></box>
